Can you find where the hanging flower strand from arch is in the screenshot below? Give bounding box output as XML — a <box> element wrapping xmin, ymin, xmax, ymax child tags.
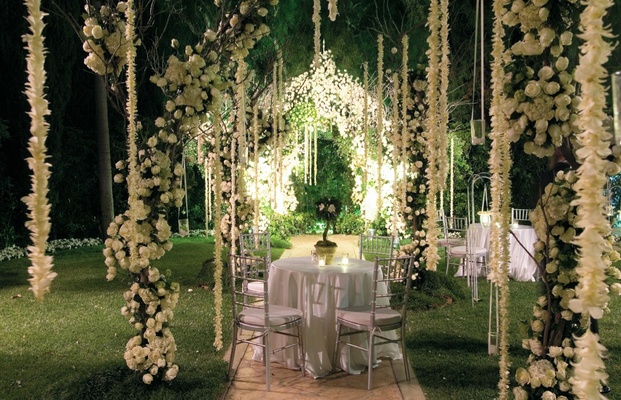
<box><xmin>423</xmin><ymin>0</ymin><xmax>442</xmax><ymax>271</ymax></box>
<box><xmin>328</xmin><ymin>0</ymin><xmax>338</xmax><ymax>21</ymax></box>
<box><xmin>22</xmin><ymin>0</ymin><xmax>56</xmax><ymax>302</ymax></box>
<box><xmin>437</xmin><ymin>0</ymin><xmax>450</xmax><ymax>194</ymax></box>
<box><xmin>376</xmin><ymin>34</ymin><xmax>384</xmax><ymax>213</ymax></box>
<box><xmin>570</xmin><ymin>0</ymin><xmax>615</xmax><ymax>397</ymax></box>
<box><xmin>313</xmin><ymin>0</ymin><xmax>321</xmax><ymax>67</ymax></box>
<box><xmin>488</xmin><ymin>0</ymin><xmax>513</xmax><ymax>397</ymax></box>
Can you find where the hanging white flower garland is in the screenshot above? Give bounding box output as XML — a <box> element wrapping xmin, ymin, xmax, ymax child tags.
<box><xmin>400</xmin><ymin>35</ymin><xmax>410</xmax><ymax>212</ymax></box>
<box><xmin>424</xmin><ymin>0</ymin><xmax>441</xmax><ymax>271</ymax></box>
<box><xmin>328</xmin><ymin>0</ymin><xmax>338</xmax><ymax>21</ymax></box>
<box><xmin>22</xmin><ymin>0</ymin><xmax>56</xmax><ymax>302</ymax></box>
<box><xmin>390</xmin><ymin>72</ymin><xmax>400</xmax><ymax>235</ymax></box>
<box><xmin>313</xmin><ymin>0</ymin><xmax>321</xmax><ymax>67</ymax></box>
<box><xmin>376</xmin><ymin>34</ymin><xmax>384</xmax><ymax>213</ymax></box>
<box><xmin>489</xmin><ymin>0</ymin><xmax>513</xmax><ymax>397</ymax></box>
<box><xmin>437</xmin><ymin>0</ymin><xmax>450</xmax><ymax>193</ymax></box>
<box><xmin>212</xmin><ymin>93</ymin><xmax>225</xmax><ymax>351</ymax></box>
<box><xmin>570</xmin><ymin>0</ymin><xmax>614</xmax><ymax>397</ymax></box>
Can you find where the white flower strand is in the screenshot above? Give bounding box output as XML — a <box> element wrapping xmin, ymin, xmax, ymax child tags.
<box><xmin>376</xmin><ymin>34</ymin><xmax>384</xmax><ymax>212</ymax></box>
<box><xmin>391</xmin><ymin>73</ymin><xmax>400</xmax><ymax>236</ymax></box>
<box><xmin>253</xmin><ymin>103</ymin><xmax>260</xmax><ymax>232</ymax></box>
<box><xmin>213</xmin><ymin>94</ymin><xmax>224</xmax><ymax>351</ymax></box>
<box><xmin>328</xmin><ymin>0</ymin><xmax>338</xmax><ymax>21</ymax></box>
<box><xmin>569</xmin><ymin>0</ymin><xmax>614</xmax><ymax>322</ymax></box>
<box><xmin>400</xmin><ymin>35</ymin><xmax>410</xmax><ymax>213</ymax></box>
<box><xmin>437</xmin><ymin>0</ymin><xmax>450</xmax><ymax>192</ymax></box>
<box><xmin>22</xmin><ymin>0</ymin><xmax>56</xmax><ymax>302</ymax></box>
<box><xmin>124</xmin><ymin>0</ymin><xmax>140</xmax><ymax>272</ymax></box>
<box><xmin>313</xmin><ymin>0</ymin><xmax>321</xmax><ymax>67</ymax></box>
<box><xmin>489</xmin><ymin>0</ymin><xmax>513</xmax><ymax>397</ymax></box>
<box><xmin>570</xmin><ymin>330</ymin><xmax>608</xmax><ymax>400</ymax></box>
<box><xmin>570</xmin><ymin>0</ymin><xmax>614</xmax><ymax>396</ymax></box>
<box><xmin>424</xmin><ymin>0</ymin><xmax>441</xmax><ymax>271</ymax></box>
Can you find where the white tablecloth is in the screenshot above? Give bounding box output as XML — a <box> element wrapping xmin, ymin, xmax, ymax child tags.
<box><xmin>462</xmin><ymin>223</ymin><xmax>539</xmax><ymax>281</ymax></box>
<box><xmin>260</xmin><ymin>256</ymin><xmax>401</xmax><ymax>378</ymax></box>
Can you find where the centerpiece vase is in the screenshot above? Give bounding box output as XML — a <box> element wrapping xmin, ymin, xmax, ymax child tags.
<box><xmin>314</xmin><ymin>244</ymin><xmax>337</xmax><ymax>265</ymax></box>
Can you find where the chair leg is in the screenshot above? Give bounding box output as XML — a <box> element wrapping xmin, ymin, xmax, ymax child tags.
<box><xmin>332</xmin><ymin>322</ymin><xmax>342</xmax><ymax>372</ymax></box>
<box><xmin>367</xmin><ymin>330</ymin><xmax>375</xmax><ymax>391</ymax></box>
<box><xmin>298</xmin><ymin>324</ymin><xmax>305</xmax><ymax>377</ymax></box>
<box><xmin>227</xmin><ymin>323</ymin><xmax>239</xmax><ymax>381</ymax></box>
<box><xmin>400</xmin><ymin>325</ymin><xmax>411</xmax><ymax>381</ymax></box>
<box><xmin>265</xmin><ymin>328</ymin><xmax>271</xmax><ymax>392</ymax></box>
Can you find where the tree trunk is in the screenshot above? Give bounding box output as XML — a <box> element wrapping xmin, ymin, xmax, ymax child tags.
<box><xmin>95</xmin><ymin>75</ymin><xmax>114</xmax><ymax>237</ymax></box>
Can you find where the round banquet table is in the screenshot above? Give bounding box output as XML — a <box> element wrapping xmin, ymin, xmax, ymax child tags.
<box><xmin>256</xmin><ymin>256</ymin><xmax>401</xmax><ymax>378</ymax></box>
<box><xmin>456</xmin><ymin>223</ymin><xmax>539</xmax><ymax>281</ymax></box>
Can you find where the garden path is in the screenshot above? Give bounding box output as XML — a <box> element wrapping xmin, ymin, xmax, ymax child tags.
<box><xmin>222</xmin><ymin>234</ymin><xmax>426</xmax><ymax>399</ymax></box>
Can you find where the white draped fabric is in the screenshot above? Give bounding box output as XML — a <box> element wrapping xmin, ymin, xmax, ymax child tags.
<box><xmin>457</xmin><ymin>223</ymin><xmax>539</xmax><ymax>281</ymax></box>
<box><xmin>255</xmin><ymin>256</ymin><xmax>401</xmax><ymax>378</ymax></box>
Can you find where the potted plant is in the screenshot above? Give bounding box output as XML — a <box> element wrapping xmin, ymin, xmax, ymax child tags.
<box><xmin>314</xmin><ymin>197</ymin><xmax>341</xmax><ymax>264</ymax></box>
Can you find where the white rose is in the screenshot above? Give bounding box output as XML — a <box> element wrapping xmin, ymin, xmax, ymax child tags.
<box><xmin>515</xmin><ymin>367</ymin><xmax>530</xmax><ymax>385</ymax></box>
<box><xmin>541</xmin><ymin>390</ymin><xmax>557</xmax><ymax>400</ymax></box>
<box><xmin>524</xmin><ymin>81</ymin><xmax>542</xmax><ymax>97</ymax></box>
<box><xmin>513</xmin><ymin>387</ymin><xmax>529</xmax><ymax>400</ymax></box>
<box><xmin>555</xmin><ymin>57</ymin><xmax>569</xmax><ymax>71</ymax></box>
<box><xmin>142</xmin><ymin>373</ymin><xmax>153</xmax><ymax>384</ymax></box>
<box><xmin>539</xmin><ymin>28</ymin><xmax>555</xmax><ymax>48</ymax></box>
<box><xmin>91</xmin><ymin>25</ymin><xmax>103</xmax><ymax>40</ymax></box>
<box><xmin>545</xmin><ymin>81</ymin><xmax>560</xmax><ymax>95</ymax></box>
<box><xmin>560</xmin><ymin>31</ymin><xmax>573</xmax><ymax>46</ymax></box>
<box><xmin>538</xmin><ymin>66</ymin><xmax>555</xmax><ymax>81</ymax></box>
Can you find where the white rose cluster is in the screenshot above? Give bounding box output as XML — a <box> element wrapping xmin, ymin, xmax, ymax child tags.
<box><xmin>122</xmin><ymin>272</ymin><xmax>180</xmax><ymax>383</ymax></box>
<box><xmin>501</xmin><ymin>1</ymin><xmax>580</xmax><ymax>157</ymax></box>
<box><xmin>82</xmin><ymin>2</ymin><xmax>139</xmax><ymax>77</ymax></box>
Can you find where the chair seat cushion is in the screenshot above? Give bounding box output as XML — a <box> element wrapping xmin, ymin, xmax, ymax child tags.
<box><xmin>239</xmin><ymin>305</ymin><xmax>303</xmax><ymax>327</ymax></box>
<box><xmin>336</xmin><ymin>305</ymin><xmax>402</xmax><ymax>327</ymax></box>
<box><xmin>246</xmin><ymin>281</ymin><xmax>264</xmax><ymax>297</ymax></box>
<box><xmin>449</xmin><ymin>246</ymin><xmax>487</xmax><ymax>257</ymax></box>
<box><xmin>437</xmin><ymin>238</ymin><xmax>464</xmax><ymax>247</ymax></box>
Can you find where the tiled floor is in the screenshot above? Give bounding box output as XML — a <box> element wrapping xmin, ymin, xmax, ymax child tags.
<box><xmin>222</xmin><ymin>234</ymin><xmax>426</xmax><ymax>400</ymax></box>
<box><xmin>223</xmin><ymin>340</ymin><xmax>423</xmax><ymax>400</ymax></box>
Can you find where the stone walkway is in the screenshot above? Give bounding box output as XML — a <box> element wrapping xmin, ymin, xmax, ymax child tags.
<box><xmin>222</xmin><ymin>234</ymin><xmax>426</xmax><ymax>399</ymax></box>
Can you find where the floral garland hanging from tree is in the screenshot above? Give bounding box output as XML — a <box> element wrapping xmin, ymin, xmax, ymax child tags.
<box><xmin>22</xmin><ymin>0</ymin><xmax>56</xmax><ymax>302</ymax></box>
<box><xmin>488</xmin><ymin>0</ymin><xmax>513</xmax><ymax>397</ymax></box>
<box><xmin>569</xmin><ymin>0</ymin><xmax>615</xmax><ymax>397</ymax></box>
<box><xmin>423</xmin><ymin>0</ymin><xmax>442</xmax><ymax>272</ymax></box>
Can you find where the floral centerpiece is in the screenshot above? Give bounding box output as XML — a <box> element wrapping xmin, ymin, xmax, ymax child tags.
<box><xmin>315</xmin><ymin>197</ymin><xmax>341</xmax><ymax>247</ymax></box>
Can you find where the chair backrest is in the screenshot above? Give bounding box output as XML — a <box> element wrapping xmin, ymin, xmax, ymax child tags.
<box><xmin>239</xmin><ymin>230</ymin><xmax>271</xmax><ymax>261</ymax></box>
<box><xmin>230</xmin><ymin>254</ymin><xmax>269</xmax><ymax>316</ymax></box>
<box><xmin>436</xmin><ymin>209</ymin><xmax>447</xmax><ymax>238</ymax></box>
<box><xmin>511</xmin><ymin>208</ymin><xmax>531</xmax><ymax>224</ymax></box>
<box><xmin>371</xmin><ymin>255</ymin><xmax>415</xmax><ymax>326</ymax></box>
<box><xmin>444</xmin><ymin>216</ymin><xmax>468</xmax><ymax>238</ymax></box>
<box><xmin>359</xmin><ymin>234</ymin><xmax>395</xmax><ymax>260</ymax></box>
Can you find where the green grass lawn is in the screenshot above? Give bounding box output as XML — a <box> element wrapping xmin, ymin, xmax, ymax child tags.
<box><xmin>1</xmin><ymin>238</ymin><xmax>620</xmax><ymax>399</ymax></box>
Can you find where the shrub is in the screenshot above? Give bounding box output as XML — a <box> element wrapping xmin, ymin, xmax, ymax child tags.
<box><xmin>369</xmin><ymin>212</ymin><xmax>389</xmax><ymax>236</ymax></box>
<box><xmin>268</xmin><ymin>211</ymin><xmax>315</xmax><ymax>239</ymax></box>
<box><xmin>338</xmin><ymin>212</ymin><xmax>365</xmax><ymax>234</ymax></box>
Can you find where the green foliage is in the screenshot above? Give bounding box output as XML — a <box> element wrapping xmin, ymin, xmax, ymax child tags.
<box><xmin>338</xmin><ymin>212</ymin><xmax>365</xmax><ymax>235</ymax></box>
<box><xmin>369</xmin><ymin>212</ymin><xmax>390</xmax><ymax>236</ymax></box>
<box><xmin>270</xmin><ymin>236</ymin><xmax>293</xmax><ymax>249</ymax></box>
<box><xmin>267</xmin><ymin>210</ymin><xmax>315</xmax><ymax>240</ymax></box>
<box><xmin>291</xmin><ymin>138</ymin><xmax>355</xmax><ymax>214</ymax></box>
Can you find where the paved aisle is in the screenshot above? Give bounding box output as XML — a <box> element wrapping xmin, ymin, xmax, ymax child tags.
<box><xmin>222</xmin><ymin>234</ymin><xmax>426</xmax><ymax>399</ymax></box>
